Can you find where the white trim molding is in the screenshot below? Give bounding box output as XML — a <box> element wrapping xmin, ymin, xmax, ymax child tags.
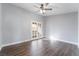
<box><xmin>1</xmin><ymin>39</ymin><xmax>30</xmax><ymax>48</ymax></box>
<box><xmin>0</xmin><ymin>47</ymin><xmax>2</xmax><ymax>51</ymax></box>
<box><xmin>1</xmin><ymin>37</ymin><xmax>78</xmax><ymax>48</ymax></box>
<box><xmin>1</xmin><ymin>37</ymin><xmax>44</xmax><ymax>48</ymax></box>
<box><xmin>57</xmin><ymin>39</ymin><xmax>78</xmax><ymax>46</ymax></box>
<box><xmin>46</xmin><ymin>37</ymin><xmax>78</xmax><ymax>46</ymax></box>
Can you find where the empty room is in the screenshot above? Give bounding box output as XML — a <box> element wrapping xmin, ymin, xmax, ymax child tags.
<box><xmin>0</xmin><ymin>3</ymin><xmax>79</xmax><ymax>56</ymax></box>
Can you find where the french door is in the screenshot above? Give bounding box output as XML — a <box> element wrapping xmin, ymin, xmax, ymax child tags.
<box><xmin>32</xmin><ymin>21</ymin><xmax>42</xmax><ymax>39</ymax></box>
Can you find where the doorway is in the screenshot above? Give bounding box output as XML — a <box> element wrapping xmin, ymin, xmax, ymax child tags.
<box><xmin>32</xmin><ymin>21</ymin><xmax>42</xmax><ymax>39</ymax></box>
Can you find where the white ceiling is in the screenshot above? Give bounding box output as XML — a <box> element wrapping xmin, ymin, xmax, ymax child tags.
<box><xmin>12</xmin><ymin>3</ymin><xmax>79</xmax><ymax>16</ymax></box>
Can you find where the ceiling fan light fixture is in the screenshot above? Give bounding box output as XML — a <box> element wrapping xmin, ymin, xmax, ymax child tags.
<box><xmin>34</xmin><ymin>3</ymin><xmax>52</xmax><ymax>14</ymax></box>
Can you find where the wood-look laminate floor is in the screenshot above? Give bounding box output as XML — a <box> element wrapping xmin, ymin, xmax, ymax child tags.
<box><xmin>0</xmin><ymin>38</ymin><xmax>79</xmax><ymax>56</ymax></box>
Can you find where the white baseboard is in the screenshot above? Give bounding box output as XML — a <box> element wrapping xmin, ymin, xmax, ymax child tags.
<box><xmin>1</xmin><ymin>37</ymin><xmax>45</xmax><ymax>48</ymax></box>
<box><xmin>1</xmin><ymin>40</ymin><xmax>29</xmax><ymax>48</ymax></box>
<box><xmin>57</xmin><ymin>39</ymin><xmax>78</xmax><ymax>46</ymax></box>
<box><xmin>46</xmin><ymin>37</ymin><xmax>78</xmax><ymax>46</ymax></box>
<box><xmin>1</xmin><ymin>37</ymin><xmax>78</xmax><ymax>48</ymax></box>
<box><xmin>0</xmin><ymin>47</ymin><xmax>2</xmax><ymax>51</ymax></box>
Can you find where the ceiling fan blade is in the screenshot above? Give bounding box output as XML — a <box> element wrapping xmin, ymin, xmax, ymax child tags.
<box><xmin>44</xmin><ymin>8</ymin><xmax>52</xmax><ymax>10</ymax></box>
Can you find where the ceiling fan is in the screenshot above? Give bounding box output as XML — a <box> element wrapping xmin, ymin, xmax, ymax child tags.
<box><xmin>34</xmin><ymin>3</ymin><xmax>52</xmax><ymax>14</ymax></box>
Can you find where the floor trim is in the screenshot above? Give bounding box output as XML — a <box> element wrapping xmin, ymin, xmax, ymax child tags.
<box><xmin>46</xmin><ymin>37</ymin><xmax>78</xmax><ymax>46</ymax></box>
<box><xmin>0</xmin><ymin>47</ymin><xmax>2</xmax><ymax>51</ymax></box>
<box><xmin>1</xmin><ymin>37</ymin><xmax>44</xmax><ymax>48</ymax></box>
<box><xmin>1</xmin><ymin>37</ymin><xmax>78</xmax><ymax>48</ymax></box>
<box><xmin>2</xmin><ymin>40</ymin><xmax>31</xmax><ymax>48</ymax></box>
<box><xmin>57</xmin><ymin>39</ymin><xmax>78</xmax><ymax>46</ymax></box>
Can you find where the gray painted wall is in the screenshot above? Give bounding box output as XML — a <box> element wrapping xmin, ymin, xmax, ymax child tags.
<box><xmin>1</xmin><ymin>3</ymin><xmax>78</xmax><ymax>46</ymax></box>
<box><xmin>44</xmin><ymin>12</ymin><xmax>78</xmax><ymax>44</ymax></box>
<box><xmin>78</xmin><ymin>9</ymin><xmax>79</xmax><ymax>47</ymax></box>
<box><xmin>2</xmin><ymin>4</ymin><xmax>43</xmax><ymax>45</ymax></box>
<box><xmin>0</xmin><ymin>4</ymin><xmax>2</xmax><ymax>48</ymax></box>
